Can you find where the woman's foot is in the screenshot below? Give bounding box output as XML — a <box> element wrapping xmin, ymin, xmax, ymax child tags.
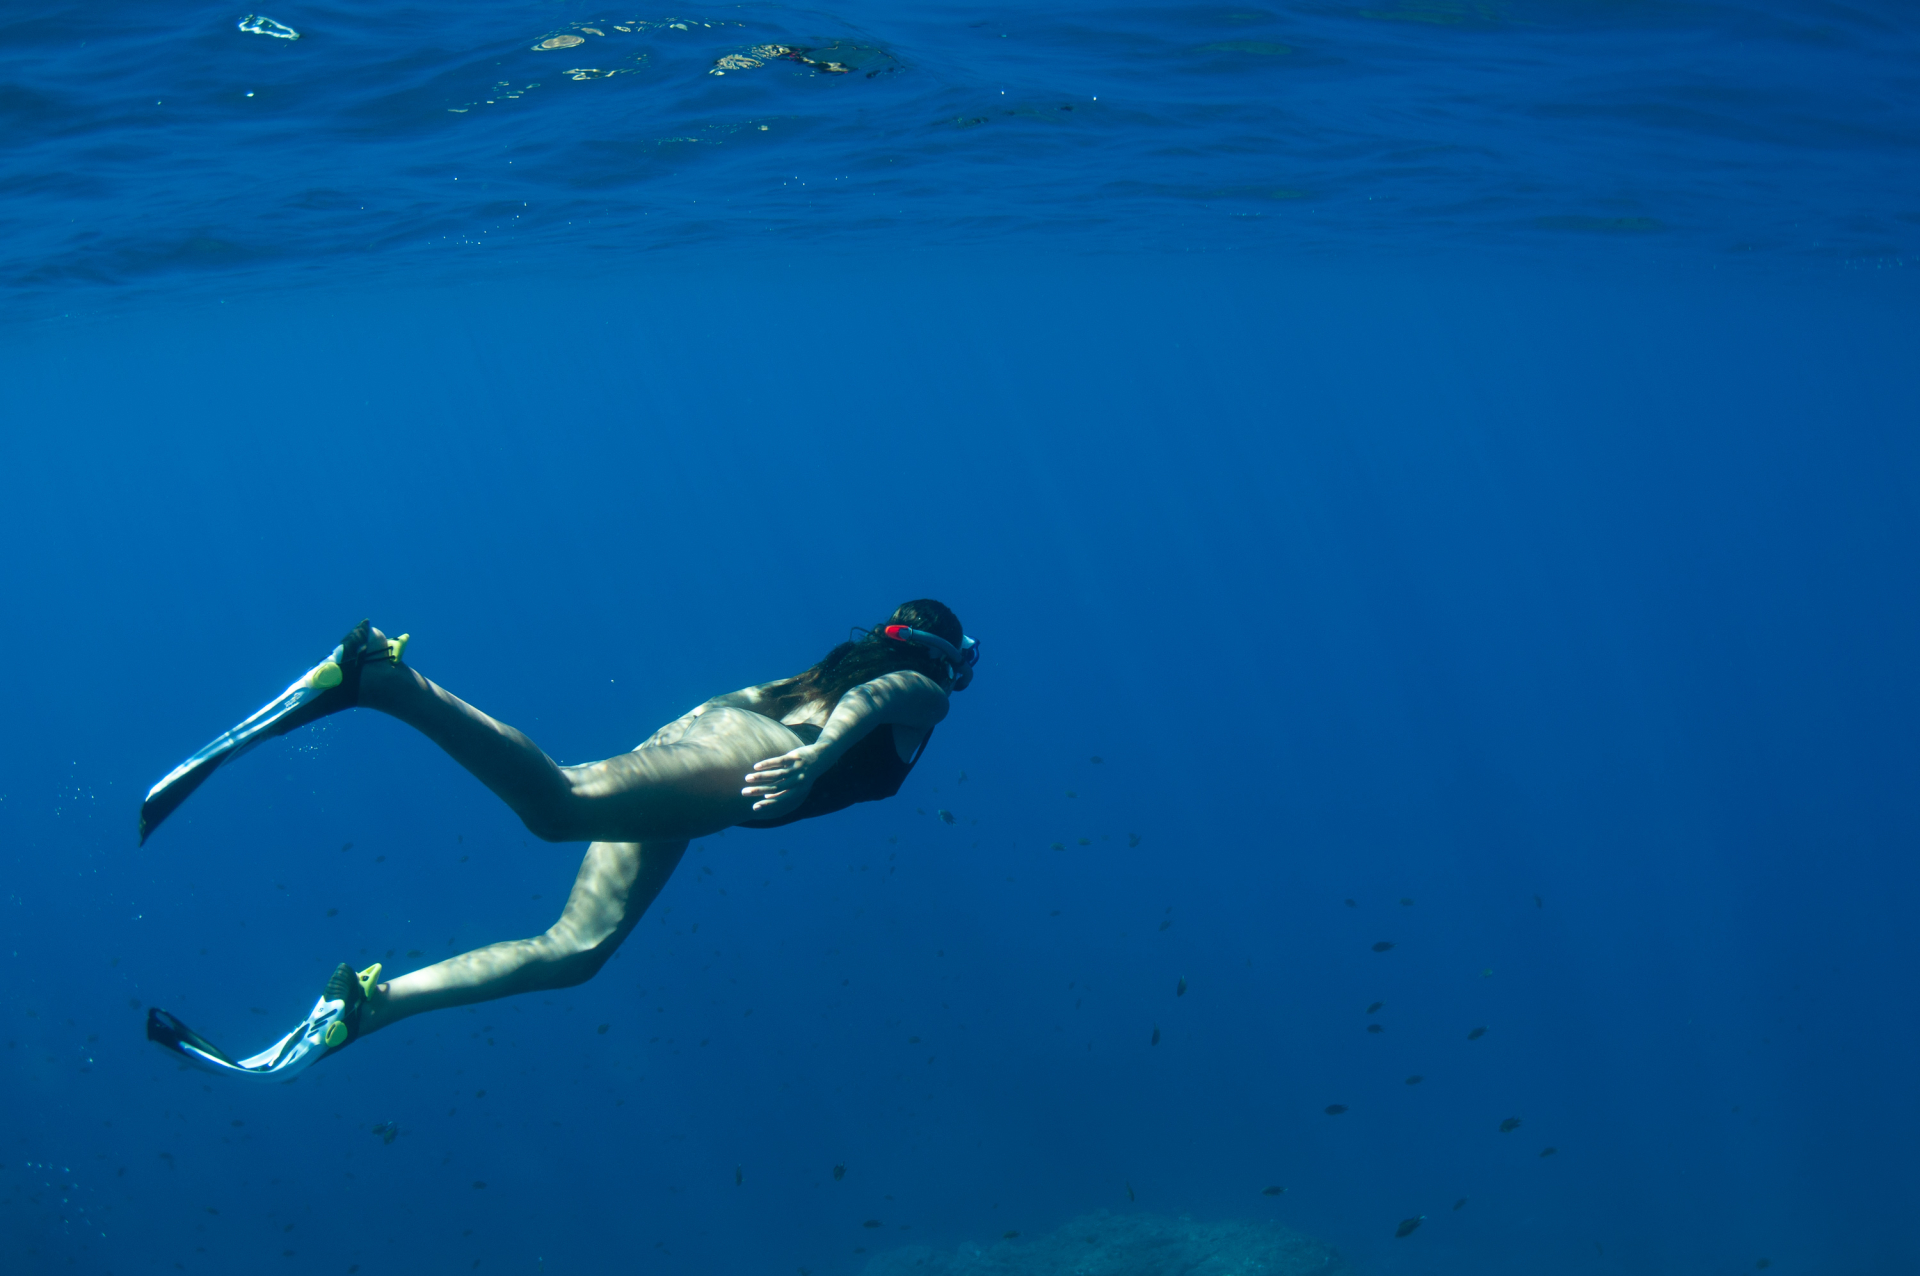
<box><xmin>352</xmin><ymin>624</ymin><xmax>412</xmax><ymax>709</ymax></box>
<box><xmin>146</xmin><ymin>960</ymin><xmax>382</xmax><ymax>1079</ymax></box>
<box><xmin>350</xmin><ymin>969</ymin><xmax>401</xmax><ymax>1037</ymax></box>
<box><xmin>317</xmin><ymin>961</ymin><xmax>382</xmax><ymax>1050</ymax></box>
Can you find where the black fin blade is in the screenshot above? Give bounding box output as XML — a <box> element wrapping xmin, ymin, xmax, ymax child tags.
<box><xmin>146</xmin><ymin>1007</ymin><xmax>237</xmax><ymax>1067</ymax></box>
<box><xmin>138</xmin><ymin>756</ymin><xmax>224</xmax><ymax>845</ymax></box>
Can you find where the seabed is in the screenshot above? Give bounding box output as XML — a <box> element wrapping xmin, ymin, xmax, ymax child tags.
<box><xmin>863</xmin><ymin>1210</ymin><xmax>1351</xmax><ymax>1276</ymax></box>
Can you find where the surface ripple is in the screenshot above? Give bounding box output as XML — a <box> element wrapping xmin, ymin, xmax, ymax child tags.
<box><xmin>1</xmin><ymin>0</ymin><xmax>1916</xmax><ymax>303</ymax></box>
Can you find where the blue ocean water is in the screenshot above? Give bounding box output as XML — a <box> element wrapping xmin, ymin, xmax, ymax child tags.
<box><xmin>3</xmin><ymin>4</ymin><xmax>1919</xmax><ymax>1276</ymax></box>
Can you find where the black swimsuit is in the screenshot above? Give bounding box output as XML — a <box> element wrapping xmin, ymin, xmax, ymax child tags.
<box><xmin>738</xmin><ymin>722</ymin><xmax>930</xmax><ymax>829</ymax></box>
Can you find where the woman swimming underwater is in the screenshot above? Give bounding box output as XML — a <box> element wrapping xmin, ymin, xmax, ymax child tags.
<box><xmin>139</xmin><ymin>600</ymin><xmax>976</xmax><ymax>1081</ymax></box>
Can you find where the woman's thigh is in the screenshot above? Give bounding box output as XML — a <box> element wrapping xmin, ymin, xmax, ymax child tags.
<box><xmin>556</xmin><ymin>707</ymin><xmax>803</xmax><ymax>841</ymax></box>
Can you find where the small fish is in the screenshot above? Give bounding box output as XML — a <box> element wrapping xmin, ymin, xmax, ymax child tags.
<box><xmin>1367</xmin><ymin>1024</ymin><xmax>1384</xmax><ymax>1034</ymax></box>
<box><xmin>341</xmin><ymin>842</ymin><xmax>353</xmax><ymax>852</ymax></box>
<box><xmin>1533</xmin><ymin>894</ymin><xmax>1543</xmax><ymax>908</ymax></box>
<box><xmin>1395</xmin><ymin>1216</ymin><xmax>1423</xmax><ymax>1238</ymax></box>
<box><xmin>1090</xmin><ymin>756</ymin><xmax>1103</xmax><ymax>764</ymax></box>
<box><xmin>597</xmin><ymin>1023</ymin><xmax>609</xmax><ymax>1034</ymax></box>
<box><xmin>863</xmin><ymin>1219</ymin><xmax>881</xmax><ymax>1229</ymax></box>
<box><xmin>407</xmin><ymin>949</ymin><xmax>422</xmax><ymax>958</ymax></box>
<box><xmin>1176</xmin><ymin>977</ymin><xmax>1187</xmax><ymax>997</ymax></box>
<box><xmin>1066</xmin><ymin>790</ymin><xmax>1077</xmax><ymax>798</ymax></box>
<box><xmin>1125</xmin><ymin>1181</ymin><xmax>1135</xmax><ymax>1202</ymax></box>
<box><xmin>1367</xmin><ymin>1001</ymin><xmax>1384</xmax><ymax>1013</ymax></box>
<box><xmin>1499</xmin><ymin>1117</ymin><xmax>1522</xmax><ymax>1133</ymax></box>
<box><xmin>957</xmin><ymin>771</ymin><xmax>967</xmax><ymax>783</ymax></box>
<box><xmin>1539</xmin><ymin>1146</ymin><xmax>1557</xmax><ymax>1157</ymax></box>
<box><xmin>1452</xmin><ymin>1198</ymin><xmax>1467</xmax><ymax>1211</ymax></box>
<box><xmin>1480</xmin><ymin>968</ymin><xmax>1493</xmax><ymax>978</ymax></box>
<box><xmin>1262</xmin><ymin>1185</ymin><xmax>1285</xmax><ymax>1196</ymax></box>
<box><xmin>1405</xmin><ymin>1075</ymin><xmax>1423</xmax><ymax>1085</ymax></box>
<box><xmin>1468</xmin><ymin>1026</ymin><xmax>1487</xmax><ymax>1040</ymax></box>
<box><xmin>371</xmin><ymin>1121</ymin><xmax>398</xmax><ymax>1145</ymax></box>
<box><xmin>735</xmin><ymin>1165</ymin><xmax>743</xmax><ymax>1185</ymax></box>
<box><xmin>1756</xmin><ymin>1261</ymin><xmax>1771</xmax><ymax>1270</ymax></box>
<box><xmin>1128</xmin><ymin>833</ymin><xmax>1141</xmax><ymax>848</ymax></box>
<box><xmin>1371</xmin><ymin>941</ymin><xmax>1395</xmax><ymax>953</ymax></box>
<box><xmin>1002</xmin><ymin>1231</ymin><xmax>1019</xmax><ymax>1238</ymax></box>
<box><xmin>1324</xmin><ymin>1104</ymin><xmax>1349</xmax><ymax>1115</ymax></box>
<box><xmin>938</xmin><ymin>809</ymin><xmax>955</xmax><ymax>824</ymax></box>
<box><xmin>1151</xmin><ymin>1026</ymin><xmax>1161</xmax><ymax>1045</ymax></box>
<box><xmin>1344</xmin><ymin>898</ymin><xmax>1357</xmax><ymax>908</ymax></box>
<box><xmin>1158</xmin><ymin>919</ymin><xmax>1171</xmax><ymax>931</ymax></box>
<box><xmin>1050</xmin><ymin>842</ymin><xmax>1065</xmax><ymax>851</ymax></box>
<box><xmin>832</xmin><ymin>1164</ymin><xmax>846</xmax><ymax>1181</ymax></box>
<box><xmin>1399</xmin><ymin>898</ymin><xmax>1413</xmax><ymax>906</ymax></box>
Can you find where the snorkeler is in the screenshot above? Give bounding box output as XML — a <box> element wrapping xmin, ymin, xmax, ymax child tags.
<box><xmin>139</xmin><ymin>601</ymin><xmax>976</xmax><ymax>1081</ymax></box>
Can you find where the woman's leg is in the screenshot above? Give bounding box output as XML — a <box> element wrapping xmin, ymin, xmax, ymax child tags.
<box><xmin>357</xmin><ymin>838</ymin><xmax>687</xmax><ymax>1034</ymax></box>
<box><xmin>353</xmin><ymin>635</ymin><xmax>577</xmax><ymax>836</ymax></box>
<box><xmin>355</xmin><ymin>628</ymin><xmax>800</xmax><ymax>843</ymax></box>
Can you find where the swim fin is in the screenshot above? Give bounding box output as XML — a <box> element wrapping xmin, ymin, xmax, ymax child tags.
<box><xmin>138</xmin><ymin>621</ymin><xmax>407</xmax><ymax>844</ymax></box>
<box><xmin>146</xmin><ymin>962</ymin><xmax>380</xmax><ymax>1081</ymax></box>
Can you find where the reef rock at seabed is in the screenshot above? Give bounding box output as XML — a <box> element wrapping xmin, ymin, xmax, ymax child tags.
<box><xmin>861</xmin><ymin>1210</ymin><xmax>1351</xmax><ymax>1276</ymax></box>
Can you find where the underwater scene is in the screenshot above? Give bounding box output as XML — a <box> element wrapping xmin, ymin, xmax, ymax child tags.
<box><xmin>2</xmin><ymin>2</ymin><xmax>1918</xmax><ymax>1275</ymax></box>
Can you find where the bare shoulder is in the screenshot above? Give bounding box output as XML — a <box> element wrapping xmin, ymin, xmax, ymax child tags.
<box><xmin>865</xmin><ymin>670</ymin><xmax>951</xmax><ymax>726</ymax></box>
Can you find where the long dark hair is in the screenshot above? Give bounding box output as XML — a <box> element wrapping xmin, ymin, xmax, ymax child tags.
<box><xmin>773</xmin><ymin>599</ymin><xmax>966</xmax><ymax>714</ymax></box>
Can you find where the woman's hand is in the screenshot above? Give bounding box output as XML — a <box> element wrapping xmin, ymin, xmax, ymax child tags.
<box><xmin>743</xmin><ymin>744</ymin><xmax>823</xmax><ymax>814</ymax></box>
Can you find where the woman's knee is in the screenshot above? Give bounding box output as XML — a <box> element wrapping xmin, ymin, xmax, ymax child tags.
<box><xmin>519</xmin><ymin>806</ymin><xmax>582</xmax><ymax>844</ymax></box>
<box><xmin>539</xmin><ymin>930</ymin><xmax>620</xmax><ymax>988</ymax></box>
<box><xmin>541</xmin><ymin>954</ymin><xmax>601</xmax><ymax>989</ymax></box>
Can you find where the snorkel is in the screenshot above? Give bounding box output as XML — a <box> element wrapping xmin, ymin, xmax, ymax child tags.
<box><xmin>881</xmin><ymin>624</ymin><xmax>979</xmax><ymax>690</ymax></box>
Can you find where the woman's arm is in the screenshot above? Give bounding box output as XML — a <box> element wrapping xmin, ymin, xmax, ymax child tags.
<box><xmin>741</xmin><ymin>671</ymin><xmax>949</xmax><ymax>813</ymax></box>
<box><xmin>809</xmin><ymin>671</ymin><xmax>949</xmax><ymax>763</ymax></box>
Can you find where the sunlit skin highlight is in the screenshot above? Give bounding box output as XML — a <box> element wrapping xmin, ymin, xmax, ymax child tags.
<box><xmin>346</xmin><ymin>626</ymin><xmax>950</xmax><ymax>1034</ymax></box>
